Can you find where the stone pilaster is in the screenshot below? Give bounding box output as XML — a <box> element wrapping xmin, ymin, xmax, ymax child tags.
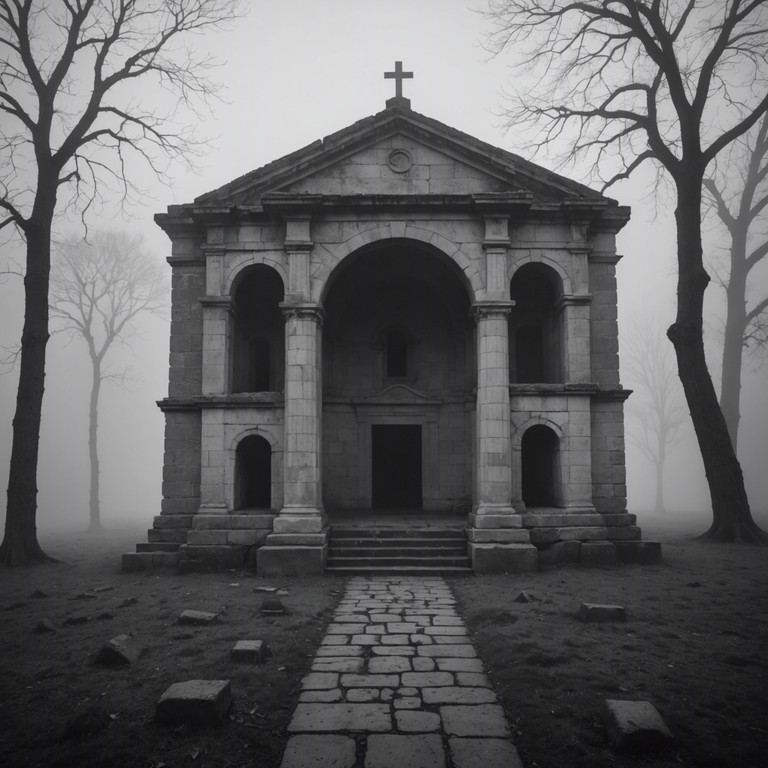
<box><xmin>199</xmin><ymin>297</ymin><xmax>235</xmax><ymax>395</ymax></box>
<box><xmin>469</xmin><ymin>302</ymin><xmax>536</xmax><ymax>573</ymax></box>
<box><xmin>559</xmin><ymin>295</ymin><xmax>592</xmax><ymax>384</ymax></box>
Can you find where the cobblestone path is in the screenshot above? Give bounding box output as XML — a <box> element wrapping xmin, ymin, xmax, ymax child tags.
<box><xmin>280</xmin><ymin>577</ymin><xmax>523</xmax><ymax>768</ymax></box>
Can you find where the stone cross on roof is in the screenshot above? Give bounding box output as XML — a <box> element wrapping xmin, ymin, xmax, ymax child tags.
<box><xmin>384</xmin><ymin>60</ymin><xmax>413</xmax><ymax>100</ymax></box>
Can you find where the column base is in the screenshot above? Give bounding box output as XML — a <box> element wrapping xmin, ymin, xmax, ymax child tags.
<box><xmin>469</xmin><ymin>542</ymin><xmax>538</xmax><ymax>574</ymax></box>
<box><xmin>197</xmin><ymin>503</ymin><xmax>229</xmax><ymax>515</ymax></box>
<box><xmin>470</xmin><ymin>504</ymin><xmax>523</xmax><ymax>529</ymax></box>
<box><xmin>256</xmin><ymin>528</ymin><xmax>329</xmax><ymax>576</ymax></box>
<box><xmin>272</xmin><ymin>506</ymin><xmax>327</xmax><ymax>533</ymax></box>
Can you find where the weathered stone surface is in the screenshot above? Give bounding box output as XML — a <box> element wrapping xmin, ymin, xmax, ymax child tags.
<box><xmin>299</xmin><ymin>689</ymin><xmax>343</xmax><ymax>703</ymax></box>
<box><xmin>577</xmin><ymin>603</ymin><xmax>627</xmax><ymax>623</ymax></box>
<box><xmin>365</xmin><ymin>734</ymin><xmax>445</xmax><ymax>767</ymax></box>
<box><xmin>230</xmin><ymin>639</ymin><xmax>269</xmax><ymax>663</ymax></box>
<box><xmin>367</xmin><ymin>656</ymin><xmax>411</xmax><ymax>673</ymax></box>
<box><xmin>281</xmin><ymin>734</ymin><xmax>356</xmax><ymax>768</ymax></box>
<box><xmin>469</xmin><ymin>543</ymin><xmax>538</xmax><ymax>573</ymax></box>
<box><xmin>347</xmin><ymin>688</ymin><xmax>380</xmax><ymax>702</ymax></box>
<box><xmin>156</xmin><ymin>680</ymin><xmax>231</xmax><ymax>727</ymax></box>
<box><xmin>394</xmin><ymin>710</ymin><xmax>442</xmax><ymax>732</ymax></box>
<box><xmin>178</xmin><ymin>609</ymin><xmax>218</xmax><ymax>625</ymax></box>
<box><xmin>602</xmin><ymin>699</ymin><xmax>674</xmax><ymax>753</ymax></box>
<box><xmin>422</xmin><ymin>686</ymin><xmax>496</xmax><ymax>705</ymax></box>
<box><xmin>449</xmin><ymin>737</ymin><xmax>524</xmax><ymax>768</ymax></box>
<box><xmin>312</xmin><ymin>658</ymin><xmax>363</xmax><ymax>673</ymax></box>
<box><xmin>417</xmin><ymin>644</ymin><xmax>476</xmax><ymax>658</ymax></box>
<box><xmin>579</xmin><ymin>541</ymin><xmax>617</xmax><ymax>567</ymax></box>
<box><xmin>440</xmin><ymin>704</ymin><xmax>511</xmax><ymax>737</ymax></box>
<box><xmin>94</xmin><ymin>634</ymin><xmax>140</xmax><ymax>667</ymax></box>
<box><xmin>301</xmin><ymin>672</ymin><xmax>339</xmax><ymax>690</ymax></box>
<box><xmin>435</xmin><ymin>658</ymin><xmax>484</xmax><ymax>673</ymax></box>
<box><xmin>400</xmin><ymin>672</ymin><xmax>455</xmax><ymax>687</ymax></box>
<box><xmin>261</xmin><ymin>597</ymin><xmax>286</xmax><ymax>615</ymax></box>
<box><xmin>340</xmin><ymin>673</ymin><xmax>399</xmax><ymax>688</ymax></box>
<box><xmin>33</xmin><ymin>619</ymin><xmax>56</xmax><ymax>634</ymax></box>
<box><xmin>536</xmin><ymin>540</ymin><xmax>581</xmax><ymax>566</ymax></box>
<box><xmin>287</xmin><ymin>703</ymin><xmax>391</xmax><ymax>732</ymax></box>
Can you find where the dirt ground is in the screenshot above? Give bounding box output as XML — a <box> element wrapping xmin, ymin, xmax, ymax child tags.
<box><xmin>0</xmin><ymin>515</ymin><xmax>765</xmax><ymax>768</ymax></box>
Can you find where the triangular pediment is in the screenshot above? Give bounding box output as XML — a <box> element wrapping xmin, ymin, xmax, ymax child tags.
<box><xmin>361</xmin><ymin>384</ymin><xmax>441</xmax><ymax>406</ymax></box>
<box><xmin>194</xmin><ymin>103</ymin><xmax>610</xmax><ymax>208</ymax></box>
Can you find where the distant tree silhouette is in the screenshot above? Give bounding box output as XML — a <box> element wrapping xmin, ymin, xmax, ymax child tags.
<box><xmin>703</xmin><ymin>113</ymin><xmax>768</xmax><ymax>449</ymax></box>
<box><xmin>486</xmin><ymin>0</ymin><xmax>768</xmax><ymax>543</ymax></box>
<box><xmin>50</xmin><ymin>230</ymin><xmax>167</xmax><ymax>532</ymax></box>
<box><xmin>624</xmin><ymin>317</ymin><xmax>688</xmax><ymax>514</ymax></box>
<box><xmin>0</xmin><ymin>0</ymin><xmax>240</xmax><ymax>564</ymax></box>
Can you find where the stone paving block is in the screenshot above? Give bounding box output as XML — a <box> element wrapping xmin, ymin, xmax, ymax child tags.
<box><xmin>156</xmin><ymin>680</ymin><xmax>231</xmax><ymax>727</ymax></box>
<box><xmin>412</xmin><ymin>657</ymin><xmax>436</xmax><ymax>671</ymax></box>
<box><xmin>456</xmin><ymin>672</ymin><xmax>491</xmax><ymax>688</ymax></box>
<box><xmin>380</xmin><ymin>634</ymin><xmax>410</xmax><ymax>645</ymax></box>
<box><xmin>288</xmin><ymin>703</ymin><xmax>391</xmax><ymax>733</ymax></box>
<box><xmin>364</xmin><ymin>624</ymin><xmax>387</xmax><ymax>635</ymax></box>
<box><xmin>299</xmin><ymin>690</ymin><xmax>343</xmax><ymax>703</ymax></box>
<box><xmin>365</xmin><ymin>734</ymin><xmax>445</xmax><ymax>768</ymax></box>
<box><xmin>401</xmin><ymin>671</ymin><xmax>455</xmax><ymax>687</ymax></box>
<box><xmin>301</xmin><ymin>672</ymin><xmax>339</xmax><ymax>690</ymax></box>
<box><xmin>577</xmin><ymin>603</ymin><xmax>627</xmax><ymax>623</ymax></box>
<box><xmin>230</xmin><ymin>639</ymin><xmax>268</xmax><ymax>664</ymax></box>
<box><xmin>178</xmin><ymin>609</ymin><xmax>218</xmax><ymax>625</ymax></box>
<box><xmin>432</xmin><ymin>615</ymin><xmax>463</xmax><ymax>626</ymax></box>
<box><xmin>351</xmin><ymin>634</ymin><xmax>380</xmax><ymax>645</ymax></box>
<box><xmin>371</xmin><ymin>645</ymin><xmax>415</xmax><ymax>656</ymax></box>
<box><xmin>423</xmin><ymin>687</ymin><xmax>497</xmax><ymax>705</ymax></box>
<box><xmin>417</xmin><ymin>644</ymin><xmax>477</xmax><ymax>658</ymax></box>
<box><xmin>449</xmin><ymin>737</ymin><xmax>524</xmax><ymax>768</ymax></box>
<box><xmin>424</xmin><ymin>625</ymin><xmax>468</xmax><ymax>635</ymax></box>
<box><xmin>368</xmin><ymin>656</ymin><xmax>412</xmax><ymax>674</ymax></box>
<box><xmin>395</xmin><ymin>710</ymin><xmax>442</xmax><ymax>732</ymax></box>
<box><xmin>410</xmin><ymin>634</ymin><xmax>434</xmax><ymax>645</ymax></box>
<box><xmin>312</xmin><ymin>658</ymin><xmax>364</xmax><ymax>673</ymax></box>
<box><xmin>281</xmin><ymin>734</ymin><xmax>356</xmax><ymax>768</ymax></box>
<box><xmin>321</xmin><ymin>635</ymin><xmax>350</xmax><ymax>645</ymax></box>
<box><xmin>440</xmin><ymin>704</ymin><xmax>511</xmax><ymax>737</ymax></box>
<box><xmin>602</xmin><ymin>699</ymin><xmax>674</xmax><ymax>754</ymax></box>
<box><xmin>340</xmin><ymin>673</ymin><xmax>400</xmax><ymax>688</ymax></box>
<box><xmin>347</xmin><ymin>688</ymin><xmax>380</xmax><ymax>702</ymax></box>
<box><xmin>433</xmin><ymin>634</ymin><xmax>469</xmax><ymax>644</ymax></box>
<box><xmin>328</xmin><ymin>623</ymin><xmax>366</xmax><ymax>634</ymax></box>
<box><xmin>394</xmin><ymin>696</ymin><xmax>422</xmax><ymax>710</ymax></box>
<box><xmin>315</xmin><ymin>645</ymin><xmax>362</xmax><ymax>657</ymax></box>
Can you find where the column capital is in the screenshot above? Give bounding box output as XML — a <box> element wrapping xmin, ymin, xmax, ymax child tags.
<box><xmin>471</xmin><ymin>300</ymin><xmax>515</xmax><ymax>321</ymax></box>
<box><xmin>280</xmin><ymin>301</ymin><xmax>325</xmax><ymax>326</ymax></box>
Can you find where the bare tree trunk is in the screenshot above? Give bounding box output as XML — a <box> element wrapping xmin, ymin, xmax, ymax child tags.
<box><xmin>669</xmin><ymin>177</ymin><xmax>766</xmax><ymax>543</ymax></box>
<box><xmin>88</xmin><ymin>358</ymin><xmax>102</xmax><ymax>532</ymax></box>
<box><xmin>654</xmin><ymin>441</ymin><xmax>666</xmax><ymax>515</ymax></box>
<box><xmin>719</xmin><ymin>230</ymin><xmax>748</xmax><ymax>448</ymax></box>
<box><xmin>0</xmin><ymin>202</ymin><xmax>56</xmax><ymax>564</ymax></box>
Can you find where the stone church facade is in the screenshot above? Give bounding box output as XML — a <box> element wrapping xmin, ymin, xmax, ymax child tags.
<box><xmin>124</xmin><ymin>93</ymin><xmax>650</xmax><ymax>575</ymax></box>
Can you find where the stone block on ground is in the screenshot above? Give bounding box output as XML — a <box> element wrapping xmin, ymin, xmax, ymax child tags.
<box><xmin>156</xmin><ymin>679</ymin><xmax>231</xmax><ymax>727</ymax></box>
<box><xmin>33</xmin><ymin>618</ymin><xmax>56</xmax><ymax>634</ymax></box>
<box><xmin>230</xmin><ymin>639</ymin><xmax>269</xmax><ymax>663</ymax></box>
<box><xmin>261</xmin><ymin>597</ymin><xmax>285</xmax><ymax>615</ymax></box>
<box><xmin>365</xmin><ymin>734</ymin><xmax>445</xmax><ymax>768</ymax></box>
<box><xmin>577</xmin><ymin>603</ymin><xmax>627</xmax><ymax>623</ymax></box>
<box><xmin>280</xmin><ymin>734</ymin><xmax>356</xmax><ymax>768</ymax></box>
<box><xmin>602</xmin><ymin>699</ymin><xmax>673</xmax><ymax>753</ymax></box>
<box><xmin>178</xmin><ymin>609</ymin><xmax>219</xmax><ymax>625</ymax></box>
<box><xmin>94</xmin><ymin>634</ymin><xmax>141</xmax><ymax>667</ymax></box>
<box><xmin>580</xmin><ymin>541</ymin><xmax>617</xmax><ymax>567</ymax></box>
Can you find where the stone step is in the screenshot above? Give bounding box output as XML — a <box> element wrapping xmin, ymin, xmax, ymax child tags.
<box><xmin>152</xmin><ymin>514</ymin><xmax>195</xmax><ymax>530</ymax></box>
<box><xmin>324</xmin><ymin>565</ymin><xmax>473</xmax><ymax>576</ymax></box>
<box><xmin>192</xmin><ymin>514</ymin><xmax>276</xmax><ymax>531</ymax></box>
<box><xmin>122</xmin><ymin>551</ymin><xmax>180</xmax><ymax>572</ymax></box>
<box><xmin>178</xmin><ymin>544</ymin><xmax>249</xmax><ymax>570</ymax></box>
<box><xmin>530</xmin><ymin>525</ymin><xmax>642</xmax><ymax>545</ymax></box>
<box><xmin>136</xmin><ymin>542</ymin><xmax>182</xmax><ymax>553</ymax></box>
<box><xmin>328</xmin><ymin>536</ymin><xmax>467</xmax><ymax>548</ymax></box>
<box><xmin>187</xmin><ymin>529</ymin><xmax>270</xmax><ymax>547</ymax></box>
<box><xmin>330</xmin><ymin>527</ymin><xmax>465</xmax><ymax>539</ymax></box>
<box><xmin>148</xmin><ymin>528</ymin><xmax>188</xmax><ymax>544</ymax></box>
<box><xmin>327</xmin><ymin>555</ymin><xmax>471</xmax><ymax>568</ymax></box>
<box><xmin>328</xmin><ymin>544</ymin><xmax>468</xmax><ymax>557</ymax></box>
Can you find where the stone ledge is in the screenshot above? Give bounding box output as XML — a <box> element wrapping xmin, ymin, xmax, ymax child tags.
<box><xmin>469</xmin><ymin>543</ymin><xmax>538</xmax><ymax>574</ymax></box>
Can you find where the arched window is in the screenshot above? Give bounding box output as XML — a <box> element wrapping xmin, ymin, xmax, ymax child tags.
<box><xmin>235</xmin><ymin>435</ymin><xmax>271</xmax><ymax>509</ymax></box>
<box><xmin>386</xmin><ymin>329</ymin><xmax>408</xmax><ymax>378</ymax></box>
<box><xmin>510</xmin><ymin>264</ymin><xmax>563</xmax><ymax>383</ymax></box>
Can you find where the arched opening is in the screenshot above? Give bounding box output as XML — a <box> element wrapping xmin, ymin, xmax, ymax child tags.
<box><xmin>231</xmin><ymin>265</ymin><xmax>284</xmax><ymax>393</ymax></box>
<box><xmin>235</xmin><ymin>435</ymin><xmax>271</xmax><ymax>509</ymax></box>
<box><xmin>521</xmin><ymin>425</ymin><xmax>560</xmax><ymax>507</ymax></box>
<box><xmin>510</xmin><ymin>264</ymin><xmax>563</xmax><ymax>383</ymax></box>
<box><xmin>321</xmin><ymin>238</ymin><xmax>474</xmax><ymax>512</ymax></box>
<box><xmin>386</xmin><ymin>329</ymin><xmax>409</xmax><ymax>378</ymax></box>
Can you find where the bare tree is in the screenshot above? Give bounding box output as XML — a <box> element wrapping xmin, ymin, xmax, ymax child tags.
<box><xmin>50</xmin><ymin>229</ymin><xmax>167</xmax><ymax>532</ymax></box>
<box><xmin>485</xmin><ymin>0</ymin><xmax>768</xmax><ymax>543</ymax></box>
<box><xmin>624</xmin><ymin>316</ymin><xmax>689</xmax><ymax>514</ymax></box>
<box><xmin>0</xmin><ymin>0</ymin><xmax>241</xmax><ymax>564</ymax></box>
<box><xmin>703</xmin><ymin>113</ymin><xmax>768</xmax><ymax>448</ymax></box>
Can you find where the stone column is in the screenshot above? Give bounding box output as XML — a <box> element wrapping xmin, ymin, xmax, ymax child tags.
<box><xmin>274</xmin><ymin>303</ymin><xmax>326</xmax><ymax>530</ymax></box>
<box><xmin>469</xmin><ymin>302</ymin><xmax>537</xmax><ymax>573</ymax></box>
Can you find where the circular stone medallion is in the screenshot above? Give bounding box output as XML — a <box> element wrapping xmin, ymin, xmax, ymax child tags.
<box><xmin>387</xmin><ymin>149</ymin><xmax>413</xmax><ymax>173</ymax></box>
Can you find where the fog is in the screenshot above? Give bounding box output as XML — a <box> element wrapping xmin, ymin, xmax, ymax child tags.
<box><xmin>1</xmin><ymin>0</ymin><xmax>766</xmax><ymax>538</ymax></box>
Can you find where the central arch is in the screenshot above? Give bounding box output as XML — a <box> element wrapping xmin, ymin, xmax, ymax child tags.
<box><xmin>320</xmin><ymin>239</ymin><xmax>474</xmax><ymax>513</ymax></box>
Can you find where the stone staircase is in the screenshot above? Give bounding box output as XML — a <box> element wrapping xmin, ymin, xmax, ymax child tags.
<box><xmin>122</xmin><ymin>511</ymin><xmax>276</xmax><ymax>572</ymax></box>
<box><xmin>325</xmin><ymin>526</ymin><xmax>473</xmax><ymax>575</ymax></box>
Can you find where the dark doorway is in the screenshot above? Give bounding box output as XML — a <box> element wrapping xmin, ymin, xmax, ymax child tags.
<box><xmin>236</xmin><ymin>435</ymin><xmax>271</xmax><ymax>509</ymax></box>
<box><xmin>372</xmin><ymin>425</ymin><xmax>422</xmax><ymax>508</ymax></box>
<box><xmin>521</xmin><ymin>425</ymin><xmax>559</xmax><ymax>507</ymax></box>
